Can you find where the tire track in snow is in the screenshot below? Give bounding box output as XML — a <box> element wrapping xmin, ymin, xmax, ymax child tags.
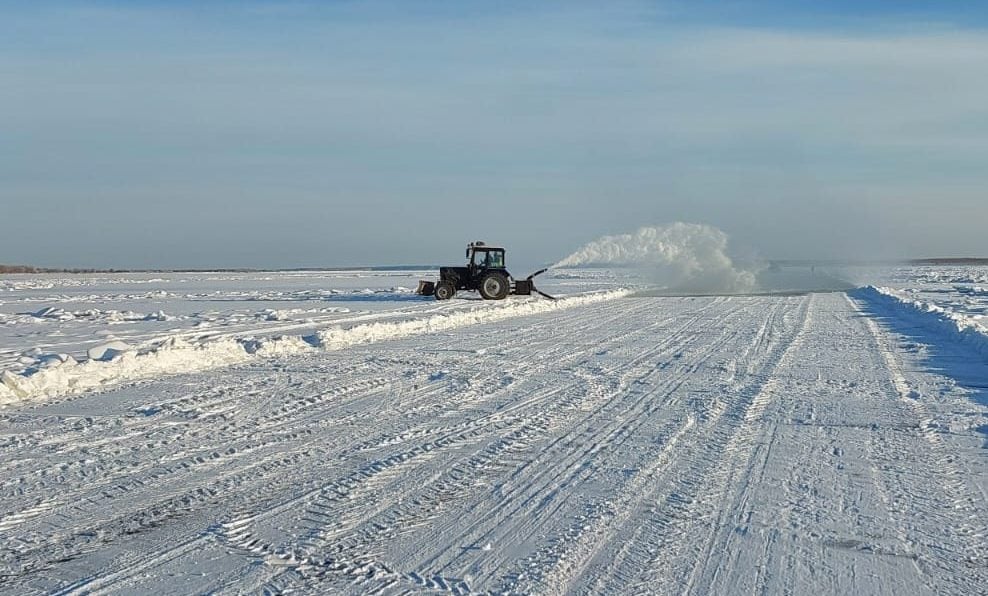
<box><xmin>221</xmin><ymin>298</ymin><xmax>717</xmax><ymax>586</ymax></box>
<box><xmin>16</xmin><ymin>296</ymin><xmax>648</xmax><ymax>594</ymax></box>
<box><xmin>263</xmin><ymin>298</ymin><xmax>764</xmax><ymax>593</ymax></box>
<box><xmin>0</xmin><ymin>374</ymin><xmax>398</xmax><ymax>572</ymax></box>
<box><xmin>236</xmin><ymin>298</ymin><xmax>744</xmax><ymax>593</ymax></box>
<box><xmin>478</xmin><ymin>300</ymin><xmax>761</xmax><ymax>593</ymax></box>
<box><xmin>574</xmin><ymin>295</ymin><xmax>810</xmax><ymax>595</ymax></box>
<box><xmin>674</xmin><ymin>295</ymin><xmax>812</xmax><ymax>596</ymax></box>
<box><xmin>15</xmin><ymin>290</ymin><xmax>979</xmax><ymax>595</ymax></box>
<box><xmin>0</xmin><ymin>355</ymin><xmax>434</xmax><ymax>585</ymax></box>
<box><xmin>522</xmin><ymin>296</ymin><xmax>807</xmax><ymax>595</ymax></box>
<box><xmin>2</xmin><ymin>305</ymin><xmax>605</xmax><ymax>579</ymax></box>
<box><xmin>208</xmin><ymin>301</ymin><xmax>658</xmax><ymax>557</ymax></box>
<box><xmin>850</xmin><ymin>294</ymin><xmax>988</xmax><ymax>592</ymax></box>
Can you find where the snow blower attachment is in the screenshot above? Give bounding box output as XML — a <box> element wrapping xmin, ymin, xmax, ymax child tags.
<box><xmin>416</xmin><ymin>242</ymin><xmax>556</xmax><ymax>301</ymax></box>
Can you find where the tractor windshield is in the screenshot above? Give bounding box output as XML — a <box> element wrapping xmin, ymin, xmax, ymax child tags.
<box><xmin>476</xmin><ymin>250</ymin><xmax>504</xmax><ymax>268</ymax></box>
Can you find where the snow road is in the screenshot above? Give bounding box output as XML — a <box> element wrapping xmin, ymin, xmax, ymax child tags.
<box><xmin>0</xmin><ymin>292</ymin><xmax>986</xmax><ymax>594</ymax></box>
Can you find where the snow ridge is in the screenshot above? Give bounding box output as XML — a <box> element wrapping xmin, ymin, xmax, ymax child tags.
<box><xmin>0</xmin><ymin>290</ymin><xmax>630</xmax><ymax>405</ymax></box>
<box><xmin>855</xmin><ymin>286</ymin><xmax>988</xmax><ymax>360</ymax></box>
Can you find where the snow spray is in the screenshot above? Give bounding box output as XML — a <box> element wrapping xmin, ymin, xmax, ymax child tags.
<box><xmin>555</xmin><ymin>223</ymin><xmax>760</xmax><ymax>293</ymax></box>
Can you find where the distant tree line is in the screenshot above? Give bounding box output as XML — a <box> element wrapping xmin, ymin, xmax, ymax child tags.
<box><xmin>0</xmin><ymin>264</ymin><xmax>440</xmax><ymax>274</ymax></box>
<box><xmin>908</xmin><ymin>258</ymin><xmax>988</xmax><ymax>265</ymax></box>
<box><xmin>0</xmin><ymin>265</ymin><xmax>102</xmax><ymax>274</ymax></box>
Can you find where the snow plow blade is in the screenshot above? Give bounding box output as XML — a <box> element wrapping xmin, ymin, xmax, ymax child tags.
<box><xmin>416</xmin><ymin>280</ymin><xmax>436</xmax><ymax>296</ymax></box>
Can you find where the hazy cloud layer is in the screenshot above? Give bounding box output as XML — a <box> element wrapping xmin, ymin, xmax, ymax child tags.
<box><xmin>1</xmin><ymin>2</ymin><xmax>986</xmax><ymax>267</ymax></box>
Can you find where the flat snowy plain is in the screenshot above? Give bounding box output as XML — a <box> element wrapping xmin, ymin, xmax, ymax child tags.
<box><xmin>0</xmin><ymin>267</ymin><xmax>985</xmax><ymax>594</ymax></box>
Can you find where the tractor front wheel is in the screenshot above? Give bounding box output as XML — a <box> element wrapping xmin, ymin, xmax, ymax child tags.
<box><xmin>434</xmin><ymin>281</ymin><xmax>456</xmax><ymax>301</ymax></box>
<box><xmin>479</xmin><ymin>273</ymin><xmax>509</xmax><ymax>300</ymax></box>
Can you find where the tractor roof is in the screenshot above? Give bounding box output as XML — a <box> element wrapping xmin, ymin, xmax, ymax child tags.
<box><xmin>468</xmin><ymin>241</ymin><xmax>504</xmax><ymax>251</ymax></box>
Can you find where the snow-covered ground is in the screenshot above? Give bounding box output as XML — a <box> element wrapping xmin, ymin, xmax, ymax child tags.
<box><xmin>864</xmin><ymin>266</ymin><xmax>988</xmax><ymax>356</ymax></box>
<box><xmin>0</xmin><ymin>267</ymin><xmax>985</xmax><ymax>594</ymax></box>
<box><xmin>0</xmin><ymin>270</ymin><xmax>621</xmax><ymax>404</ymax></box>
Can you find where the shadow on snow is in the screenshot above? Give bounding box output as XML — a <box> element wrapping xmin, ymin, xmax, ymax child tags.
<box><xmin>849</xmin><ymin>287</ymin><xmax>988</xmax><ymax>447</ymax></box>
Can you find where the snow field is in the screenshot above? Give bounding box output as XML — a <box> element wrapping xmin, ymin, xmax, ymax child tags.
<box><xmin>0</xmin><ymin>290</ymin><xmax>629</xmax><ymax>405</ymax></box>
<box><xmin>0</xmin><ymin>268</ymin><xmax>985</xmax><ymax>594</ymax></box>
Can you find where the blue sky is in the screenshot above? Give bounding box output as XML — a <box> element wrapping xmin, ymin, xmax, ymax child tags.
<box><xmin>2</xmin><ymin>1</ymin><xmax>986</xmax><ymax>268</ymax></box>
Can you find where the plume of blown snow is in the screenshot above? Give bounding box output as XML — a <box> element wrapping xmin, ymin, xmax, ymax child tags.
<box><xmin>556</xmin><ymin>223</ymin><xmax>758</xmax><ymax>293</ymax></box>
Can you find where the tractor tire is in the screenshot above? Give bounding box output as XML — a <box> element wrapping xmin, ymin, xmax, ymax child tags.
<box><xmin>434</xmin><ymin>281</ymin><xmax>456</xmax><ymax>301</ymax></box>
<box><xmin>479</xmin><ymin>272</ymin><xmax>510</xmax><ymax>300</ymax></box>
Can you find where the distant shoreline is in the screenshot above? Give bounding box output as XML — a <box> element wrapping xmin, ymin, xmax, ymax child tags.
<box><xmin>770</xmin><ymin>258</ymin><xmax>988</xmax><ymax>266</ymax></box>
<box><xmin>902</xmin><ymin>258</ymin><xmax>988</xmax><ymax>265</ymax></box>
<box><xmin>0</xmin><ymin>265</ymin><xmax>439</xmax><ymax>274</ymax></box>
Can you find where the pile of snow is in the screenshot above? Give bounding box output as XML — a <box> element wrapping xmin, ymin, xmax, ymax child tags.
<box><xmin>87</xmin><ymin>340</ymin><xmax>133</xmax><ymax>361</ymax></box>
<box><xmin>257</xmin><ymin>306</ymin><xmax>354</xmax><ymax>321</ymax></box>
<box><xmin>915</xmin><ymin>270</ymin><xmax>988</xmax><ymax>285</ymax></box>
<box><xmin>1</xmin><ymin>290</ymin><xmax>179</xmax><ymax>305</ymax></box>
<box><xmin>31</xmin><ymin>306</ymin><xmax>78</xmax><ymax>321</ymax></box>
<box><xmin>856</xmin><ymin>286</ymin><xmax>988</xmax><ymax>360</ymax></box>
<box><xmin>312</xmin><ymin>290</ymin><xmax>623</xmax><ymax>349</ymax></box>
<box><xmin>556</xmin><ymin>223</ymin><xmax>758</xmax><ymax>293</ymax></box>
<box><xmin>0</xmin><ymin>290</ymin><xmax>629</xmax><ymax>405</ymax></box>
<box><xmin>0</xmin><ymin>276</ymin><xmax>172</xmax><ymax>292</ymax></box>
<box><xmin>956</xmin><ymin>285</ymin><xmax>988</xmax><ymax>297</ymax></box>
<box><xmin>186</xmin><ymin>287</ymin><xmax>417</xmax><ymax>302</ymax></box>
<box><xmin>0</xmin><ymin>313</ymin><xmax>33</xmax><ymax>326</ymax></box>
<box><xmin>29</xmin><ymin>307</ymin><xmax>180</xmax><ymax>323</ymax></box>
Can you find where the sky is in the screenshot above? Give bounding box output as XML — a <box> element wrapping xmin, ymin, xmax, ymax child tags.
<box><xmin>1</xmin><ymin>0</ymin><xmax>986</xmax><ymax>268</ymax></box>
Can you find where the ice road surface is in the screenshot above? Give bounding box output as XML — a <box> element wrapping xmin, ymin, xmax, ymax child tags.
<box><xmin>0</xmin><ymin>268</ymin><xmax>986</xmax><ymax>594</ymax></box>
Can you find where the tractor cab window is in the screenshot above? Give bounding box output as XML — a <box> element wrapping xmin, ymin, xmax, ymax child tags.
<box><xmin>474</xmin><ymin>250</ymin><xmax>504</xmax><ymax>269</ymax></box>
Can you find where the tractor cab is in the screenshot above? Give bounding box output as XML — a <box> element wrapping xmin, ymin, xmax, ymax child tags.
<box><xmin>467</xmin><ymin>242</ymin><xmax>505</xmax><ymax>271</ymax></box>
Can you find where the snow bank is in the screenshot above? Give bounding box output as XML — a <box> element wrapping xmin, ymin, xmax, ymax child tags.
<box><xmin>855</xmin><ymin>286</ymin><xmax>988</xmax><ymax>360</ymax></box>
<box><xmin>0</xmin><ymin>290</ymin><xmax>629</xmax><ymax>405</ymax></box>
<box><xmin>556</xmin><ymin>223</ymin><xmax>758</xmax><ymax>293</ymax></box>
<box><xmin>180</xmin><ymin>287</ymin><xmax>417</xmax><ymax>303</ymax></box>
<box><xmin>0</xmin><ymin>338</ymin><xmax>252</xmax><ymax>405</ymax></box>
<box><xmin>313</xmin><ymin>289</ymin><xmax>626</xmax><ymax>350</ymax></box>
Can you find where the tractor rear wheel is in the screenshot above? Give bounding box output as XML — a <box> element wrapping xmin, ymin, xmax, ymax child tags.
<box><xmin>479</xmin><ymin>273</ymin><xmax>509</xmax><ymax>300</ymax></box>
<box><xmin>434</xmin><ymin>281</ymin><xmax>456</xmax><ymax>301</ymax></box>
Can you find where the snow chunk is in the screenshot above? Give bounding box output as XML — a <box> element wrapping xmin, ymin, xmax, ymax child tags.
<box><xmin>37</xmin><ymin>353</ymin><xmax>78</xmax><ymax>369</ymax></box>
<box><xmin>143</xmin><ymin>310</ymin><xmax>175</xmax><ymax>322</ymax></box>
<box><xmin>87</xmin><ymin>341</ymin><xmax>134</xmax><ymax>362</ymax></box>
<box><xmin>32</xmin><ymin>306</ymin><xmax>73</xmax><ymax>321</ymax></box>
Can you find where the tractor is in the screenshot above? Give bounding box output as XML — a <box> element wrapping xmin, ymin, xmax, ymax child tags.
<box><xmin>416</xmin><ymin>242</ymin><xmax>555</xmax><ymax>301</ymax></box>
